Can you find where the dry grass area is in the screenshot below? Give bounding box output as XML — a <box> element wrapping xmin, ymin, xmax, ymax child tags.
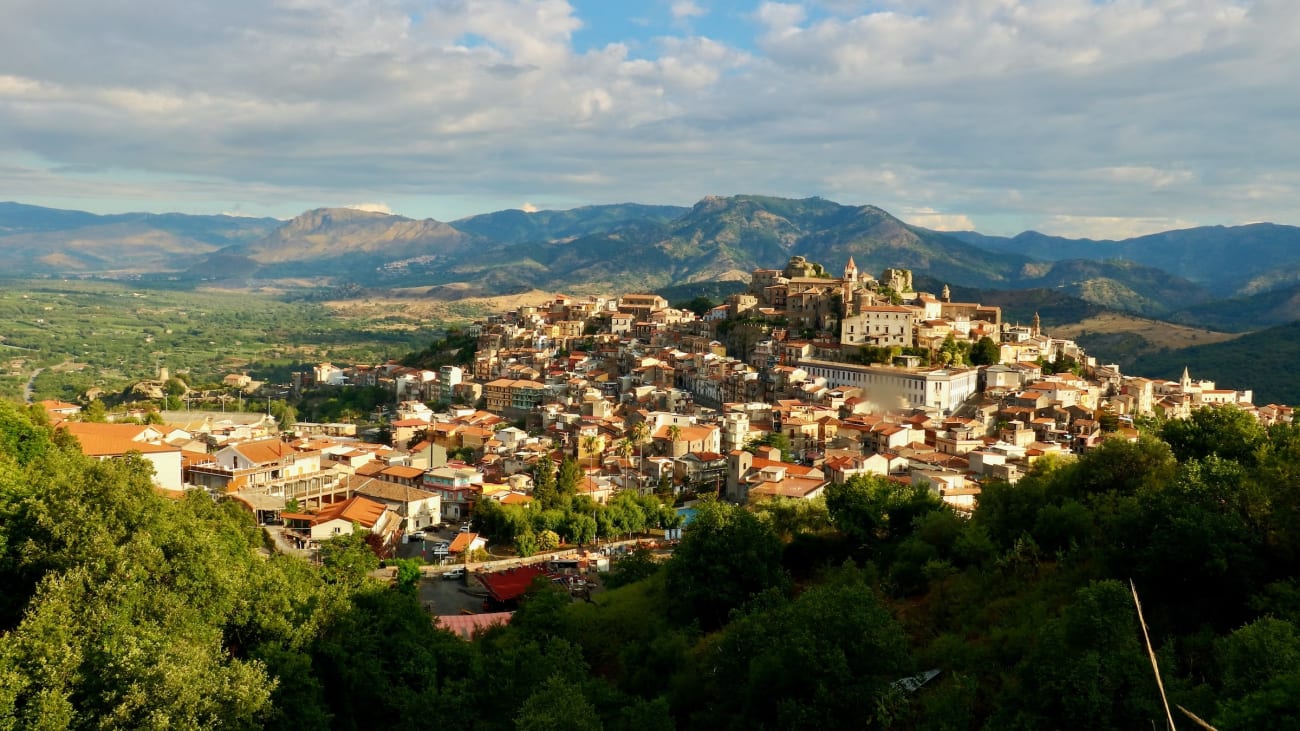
<box><xmin>1051</xmin><ymin>312</ymin><xmax>1241</xmax><ymax>350</ymax></box>
<box><xmin>323</xmin><ymin>288</ymin><xmax>556</xmax><ymax>325</ymax></box>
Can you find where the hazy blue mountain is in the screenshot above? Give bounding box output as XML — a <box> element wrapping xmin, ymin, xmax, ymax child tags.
<box><xmin>0</xmin><ymin>202</ymin><xmax>280</xmax><ymax>275</ymax></box>
<box><xmin>947</xmin><ymin>222</ymin><xmax>1300</xmax><ymax>293</ymax></box>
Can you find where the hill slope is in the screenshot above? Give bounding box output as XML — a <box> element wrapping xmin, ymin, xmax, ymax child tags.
<box><xmin>950</xmin><ymin>222</ymin><xmax>1300</xmax><ymax>294</ymax></box>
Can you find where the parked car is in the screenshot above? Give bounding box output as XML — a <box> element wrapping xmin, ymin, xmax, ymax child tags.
<box><xmin>442</xmin><ymin>568</ymin><xmax>466</xmax><ymax>580</ymax></box>
<box><xmin>459</xmin><ymin>525</ymin><xmax>471</xmax><ymax>533</ymax></box>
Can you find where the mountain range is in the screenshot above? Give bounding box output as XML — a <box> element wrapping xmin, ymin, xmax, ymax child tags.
<box><xmin>5</xmin><ymin>195</ymin><xmax>1300</xmax><ymax>327</ymax></box>
<box><xmin>10</xmin><ymin>194</ymin><xmax>1300</xmax><ymax>402</ymax></box>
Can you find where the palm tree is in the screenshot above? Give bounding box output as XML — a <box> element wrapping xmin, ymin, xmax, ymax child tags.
<box><xmin>616</xmin><ymin>437</ymin><xmax>635</xmax><ymax>489</ymax></box>
<box><xmin>582</xmin><ymin>433</ymin><xmax>602</xmax><ymax>468</ymax></box>
<box><xmin>666</xmin><ymin>424</ymin><xmax>682</xmax><ymax>457</ymax></box>
<box><xmin>629</xmin><ymin>418</ymin><xmax>650</xmax><ymax>486</ymax></box>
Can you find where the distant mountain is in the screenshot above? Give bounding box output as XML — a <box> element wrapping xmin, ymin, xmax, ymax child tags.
<box><xmin>0</xmin><ymin>202</ymin><xmax>280</xmax><ymax>275</ymax></box>
<box><xmin>948</xmin><ymin>222</ymin><xmax>1300</xmax><ymax>294</ymax></box>
<box><xmin>452</xmin><ymin>203</ymin><xmax>688</xmax><ymax>245</ymax></box>
<box><xmin>414</xmin><ymin>195</ymin><xmax>1210</xmax><ymax>317</ymax></box>
<box><xmin>0</xmin><ymin>197</ymin><xmax>1259</xmax><ymax>321</ymax></box>
<box><xmin>222</xmin><ymin>208</ymin><xmax>478</xmax><ymax>279</ymax></box>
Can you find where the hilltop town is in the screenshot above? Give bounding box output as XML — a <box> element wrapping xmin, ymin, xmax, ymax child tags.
<box><xmin>37</xmin><ymin>255</ymin><xmax>1289</xmax><ymax>559</ymax></box>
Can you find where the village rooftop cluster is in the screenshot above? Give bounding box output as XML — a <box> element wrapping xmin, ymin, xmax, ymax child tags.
<box><xmin>38</xmin><ymin>256</ymin><xmax>1290</xmax><ymax>560</ymax></box>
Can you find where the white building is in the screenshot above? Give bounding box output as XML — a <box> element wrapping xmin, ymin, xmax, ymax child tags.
<box><xmin>798</xmin><ymin>358</ymin><xmax>980</xmax><ymax>415</ymax></box>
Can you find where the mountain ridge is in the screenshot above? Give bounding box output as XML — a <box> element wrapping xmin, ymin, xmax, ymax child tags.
<box><xmin>0</xmin><ymin>196</ymin><xmax>1288</xmax><ymax>325</ymax></box>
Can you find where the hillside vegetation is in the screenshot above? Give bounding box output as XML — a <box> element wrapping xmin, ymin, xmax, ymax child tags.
<box><xmin>6</xmin><ymin>399</ymin><xmax>1300</xmax><ymax>728</ymax></box>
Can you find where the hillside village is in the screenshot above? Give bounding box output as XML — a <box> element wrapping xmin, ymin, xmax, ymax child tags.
<box><xmin>39</xmin><ymin>256</ymin><xmax>1290</xmax><ymax>563</ymax></box>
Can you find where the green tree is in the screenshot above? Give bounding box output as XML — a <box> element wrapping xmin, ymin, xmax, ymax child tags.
<box><xmin>603</xmin><ymin>546</ymin><xmax>661</xmax><ymax>589</ymax></box>
<box><xmin>516</xmin><ymin>529</ymin><xmax>540</xmax><ymax>558</ymax></box>
<box><xmin>533</xmin><ymin>455</ymin><xmax>558</xmax><ymax>508</ymax></box>
<box><xmin>1161</xmin><ymin>405</ymin><xmax>1266</xmax><ymax>466</ymax></box>
<box><xmin>701</xmin><ymin>566</ymin><xmax>914</xmax><ymax>730</ymax></box>
<box><xmin>538</xmin><ymin>530</ymin><xmax>561</xmax><ymax>552</ymax></box>
<box><xmin>557</xmin><ymin>457</ymin><xmax>583</xmax><ymax>499</ymax></box>
<box><xmin>83</xmin><ymin>398</ymin><xmax>107</xmax><ymax>423</ymax></box>
<box><xmin>515</xmin><ymin>675</ymin><xmax>601</xmax><ymax>731</ymax></box>
<box><xmin>969</xmin><ymin>335</ymin><xmax>1000</xmax><ymax>365</ymax></box>
<box><xmin>825</xmin><ymin>473</ymin><xmax>943</xmax><ymax>552</ymax></box>
<box><xmin>319</xmin><ymin>527</ymin><xmax>380</xmax><ymax>585</ymax></box>
<box><xmin>664</xmin><ymin>498</ymin><xmax>789</xmax><ymax>629</ymax></box>
<box><xmin>392</xmin><ymin>558</ymin><xmax>423</xmax><ymax>596</ymax></box>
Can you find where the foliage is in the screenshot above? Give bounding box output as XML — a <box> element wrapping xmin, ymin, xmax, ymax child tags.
<box><xmin>665</xmin><ymin>498</ymin><xmax>789</xmax><ymax>629</ymax></box>
<box><xmin>10</xmin><ymin>397</ymin><xmax>1300</xmax><ymax>729</ymax></box>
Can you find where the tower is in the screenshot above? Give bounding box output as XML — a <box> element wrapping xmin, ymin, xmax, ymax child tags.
<box><xmin>941</xmin><ymin>284</ymin><xmax>951</xmax><ymax>302</ymax></box>
<box><xmin>843</xmin><ymin>256</ymin><xmax>858</xmax><ymax>283</ymax></box>
<box><xmin>1032</xmin><ymin>312</ymin><xmax>1041</xmax><ymax>338</ymax></box>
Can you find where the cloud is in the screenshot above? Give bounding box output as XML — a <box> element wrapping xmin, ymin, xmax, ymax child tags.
<box><xmin>902</xmin><ymin>208</ymin><xmax>976</xmax><ymax>232</ymax></box>
<box><xmin>670</xmin><ymin>1</ymin><xmax>707</xmax><ymax>21</ymax></box>
<box><xmin>520</xmin><ymin>202</ymin><xmax>540</xmax><ymax>213</ymax></box>
<box><xmin>0</xmin><ymin>0</ymin><xmax>1296</xmax><ymax>236</ymax></box>
<box><xmin>344</xmin><ymin>202</ymin><xmax>394</xmax><ymax>215</ymax></box>
<box><xmin>1038</xmin><ymin>215</ymin><xmax>1202</xmax><ymax>240</ymax></box>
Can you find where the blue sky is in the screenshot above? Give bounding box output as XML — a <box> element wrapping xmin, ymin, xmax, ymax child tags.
<box><xmin>0</xmin><ymin>0</ymin><xmax>1295</xmax><ymax>238</ymax></box>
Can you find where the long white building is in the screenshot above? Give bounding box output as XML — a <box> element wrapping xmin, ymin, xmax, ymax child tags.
<box><xmin>798</xmin><ymin>358</ymin><xmax>979</xmax><ymax>414</ymax></box>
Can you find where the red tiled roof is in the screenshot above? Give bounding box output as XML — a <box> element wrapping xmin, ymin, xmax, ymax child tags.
<box><xmin>477</xmin><ymin>565</ymin><xmax>552</xmax><ymax>603</ymax></box>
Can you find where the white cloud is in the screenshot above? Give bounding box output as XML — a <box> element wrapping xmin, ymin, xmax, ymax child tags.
<box><xmin>344</xmin><ymin>202</ymin><xmax>394</xmax><ymax>214</ymax></box>
<box><xmin>1039</xmin><ymin>215</ymin><xmax>1202</xmax><ymax>240</ymax></box>
<box><xmin>671</xmin><ymin>1</ymin><xmax>707</xmax><ymax>20</ymax></box>
<box><xmin>0</xmin><ymin>0</ymin><xmax>1296</xmax><ymax>236</ymax></box>
<box><xmin>521</xmin><ymin>202</ymin><xmax>540</xmax><ymax>213</ymax></box>
<box><xmin>902</xmin><ymin>208</ymin><xmax>976</xmax><ymax>232</ymax></box>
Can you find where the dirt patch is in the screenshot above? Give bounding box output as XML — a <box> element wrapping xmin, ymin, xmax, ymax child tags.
<box><xmin>1051</xmin><ymin>313</ymin><xmax>1240</xmax><ymax>351</ymax></box>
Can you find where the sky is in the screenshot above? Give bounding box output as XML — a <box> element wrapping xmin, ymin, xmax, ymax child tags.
<box><xmin>1</xmin><ymin>0</ymin><xmax>1296</xmax><ymax>238</ymax></box>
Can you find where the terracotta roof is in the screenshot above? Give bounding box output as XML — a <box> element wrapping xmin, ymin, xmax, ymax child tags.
<box><xmin>230</xmin><ymin>438</ymin><xmax>299</xmax><ymax>465</ymax></box>
<box><xmin>317</xmin><ymin>496</ymin><xmax>388</xmax><ymax>528</ymax></box>
<box><xmin>349</xmin><ymin>475</ymin><xmax>438</xmax><ymax>503</ymax></box>
<box><xmin>355</xmin><ymin>461</ymin><xmax>387</xmax><ymax>477</ymax></box>
<box><xmin>449</xmin><ymin>531</ymin><xmax>481</xmax><ymax>553</ymax></box>
<box><xmin>382</xmin><ymin>465</ymin><xmax>426</xmax><ymax>480</ymax></box>
<box><xmin>435</xmin><ymin>611</ymin><xmax>514</xmax><ymax>639</ymax></box>
<box><xmin>60</xmin><ymin>423</ymin><xmax>177</xmax><ymax>458</ymax></box>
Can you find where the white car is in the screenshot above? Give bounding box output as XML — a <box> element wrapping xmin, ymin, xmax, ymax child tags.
<box><xmin>442</xmin><ymin>568</ymin><xmax>466</xmax><ymax>580</ymax></box>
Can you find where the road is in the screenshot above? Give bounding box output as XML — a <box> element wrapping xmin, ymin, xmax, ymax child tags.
<box><xmin>23</xmin><ymin>367</ymin><xmax>43</xmax><ymax>404</ymax></box>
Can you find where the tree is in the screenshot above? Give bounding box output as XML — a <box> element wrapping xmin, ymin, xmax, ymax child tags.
<box><xmin>665</xmin><ymin>498</ymin><xmax>789</xmax><ymax>629</ymax></box>
<box><xmin>581</xmin><ymin>433</ymin><xmax>603</xmax><ymax>468</ymax></box>
<box><xmin>603</xmin><ymin>546</ymin><xmax>661</xmax><ymax>589</ymax></box>
<box><xmin>664</xmin><ymin>424</ymin><xmax>681</xmax><ymax>456</ymax></box>
<box><xmin>557</xmin><ymin>457</ymin><xmax>583</xmax><ymax>500</ymax></box>
<box><xmin>825</xmin><ymin>474</ymin><xmax>943</xmax><ymax>552</ymax></box>
<box><xmin>702</xmin><ymin>566</ymin><xmax>914</xmax><ymax>730</ymax></box>
<box><xmin>533</xmin><ymin>455</ymin><xmax>558</xmax><ymax>508</ymax></box>
<box><xmin>969</xmin><ymin>336</ymin><xmax>1000</xmax><ymax>366</ymax></box>
<box><xmin>83</xmin><ymin>399</ymin><xmax>107</xmax><ymax>423</ymax></box>
<box><xmin>515</xmin><ymin>675</ymin><xmax>601</xmax><ymax>731</ymax></box>
<box><xmin>1161</xmin><ymin>405</ymin><xmax>1266</xmax><ymax>466</ymax></box>
<box><xmin>515</xmin><ymin>530</ymin><xmax>539</xmax><ymax>558</ymax></box>
<box><xmin>538</xmin><ymin>530</ymin><xmax>560</xmax><ymax>552</ymax></box>
<box><xmin>319</xmin><ymin>527</ymin><xmax>380</xmax><ymax>585</ymax></box>
<box><xmin>676</xmin><ymin>295</ymin><xmax>718</xmax><ymax>318</ymax></box>
<box><xmin>392</xmin><ymin>558</ymin><xmax>423</xmax><ymax>596</ymax></box>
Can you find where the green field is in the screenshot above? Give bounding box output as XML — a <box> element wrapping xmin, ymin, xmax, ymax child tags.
<box><xmin>0</xmin><ymin>280</ymin><xmax>439</xmax><ymax>403</ymax></box>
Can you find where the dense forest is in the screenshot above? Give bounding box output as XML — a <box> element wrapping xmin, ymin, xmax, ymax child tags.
<box><xmin>4</xmin><ymin>400</ymin><xmax>1300</xmax><ymax>728</ymax></box>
